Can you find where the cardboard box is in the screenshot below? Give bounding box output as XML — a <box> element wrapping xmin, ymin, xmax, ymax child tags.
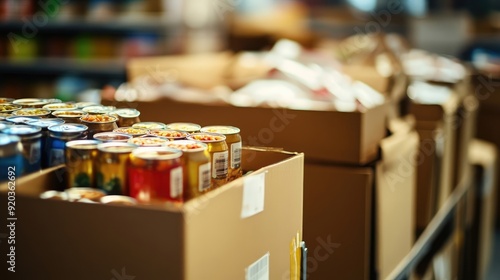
<box><xmin>303</xmin><ymin>127</ymin><xmax>418</xmax><ymax>280</ymax></box>
<box><xmin>0</xmin><ymin>148</ymin><xmax>304</xmax><ymax>280</ymax></box>
<box><xmin>105</xmin><ymin>99</ymin><xmax>388</xmax><ymax>165</ymax></box>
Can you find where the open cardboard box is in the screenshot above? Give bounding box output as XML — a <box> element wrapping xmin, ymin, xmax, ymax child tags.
<box><xmin>303</xmin><ymin>119</ymin><xmax>418</xmax><ymax>280</ymax></box>
<box><xmin>0</xmin><ymin>148</ymin><xmax>304</xmax><ymax>280</ymax></box>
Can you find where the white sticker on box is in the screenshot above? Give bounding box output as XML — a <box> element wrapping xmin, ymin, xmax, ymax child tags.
<box><xmin>198</xmin><ymin>162</ymin><xmax>211</xmax><ymax>192</ymax></box>
<box><xmin>241</xmin><ymin>172</ymin><xmax>266</xmax><ymax>219</ymax></box>
<box><xmin>231</xmin><ymin>141</ymin><xmax>242</xmax><ymax>169</ymax></box>
<box><xmin>170</xmin><ymin>166</ymin><xmax>183</xmax><ymax>198</ymax></box>
<box><xmin>245</xmin><ymin>252</ymin><xmax>269</xmax><ymax>280</ymax></box>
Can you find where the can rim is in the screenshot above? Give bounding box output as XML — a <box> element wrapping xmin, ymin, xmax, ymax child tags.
<box><xmin>132</xmin><ymin>122</ymin><xmax>167</xmax><ymax>130</ymax></box>
<box><xmin>0</xmin><ymin>104</ymin><xmax>22</xmax><ymax>112</ymax></box>
<box><xmin>113</xmin><ymin>126</ymin><xmax>148</xmax><ymax>136</ymax></box>
<box><xmin>6</xmin><ymin>116</ymin><xmax>41</xmax><ymax>124</ymax></box>
<box><xmin>165</xmin><ymin>122</ymin><xmax>202</xmax><ymax>132</ymax></box>
<box><xmin>52</xmin><ymin>110</ymin><xmax>88</xmax><ymax>118</ymax></box>
<box><xmin>27</xmin><ymin>118</ymin><xmax>65</xmax><ymax>129</ymax></box>
<box><xmin>80</xmin><ymin>114</ymin><xmax>118</xmax><ymax>124</ymax></box>
<box><xmin>112</xmin><ymin>108</ymin><xmax>141</xmax><ymax>118</ymax></box>
<box><xmin>132</xmin><ymin>146</ymin><xmax>182</xmax><ymax>160</ymax></box>
<box><xmin>165</xmin><ymin>140</ymin><xmax>208</xmax><ymax>152</ymax></box>
<box><xmin>13</xmin><ymin>98</ymin><xmax>48</xmax><ymax>106</ymax></box>
<box><xmin>3</xmin><ymin>125</ymin><xmax>42</xmax><ymax>136</ymax></box>
<box><xmin>97</xmin><ymin>142</ymin><xmax>137</xmax><ymax>153</ymax></box>
<box><xmin>148</xmin><ymin>129</ymin><xmax>189</xmax><ymax>139</ymax></box>
<box><xmin>42</xmin><ymin>103</ymin><xmax>78</xmax><ymax>111</ymax></box>
<box><xmin>187</xmin><ymin>132</ymin><xmax>227</xmax><ymax>143</ymax></box>
<box><xmin>200</xmin><ymin>125</ymin><xmax>240</xmax><ymax>135</ymax></box>
<box><xmin>12</xmin><ymin>108</ymin><xmax>51</xmax><ymax>117</ymax></box>
<box><xmin>93</xmin><ymin>132</ymin><xmax>132</xmax><ymax>142</ymax></box>
<box><xmin>66</xmin><ymin>140</ymin><xmax>100</xmax><ymax>149</ymax></box>
<box><xmin>127</xmin><ymin>136</ymin><xmax>168</xmax><ymax>147</ymax></box>
<box><xmin>100</xmin><ymin>195</ymin><xmax>138</xmax><ymax>205</ymax></box>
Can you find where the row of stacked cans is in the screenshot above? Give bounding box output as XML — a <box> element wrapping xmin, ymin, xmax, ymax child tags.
<box><xmin>1</xmin><ymin>97</ymin><xmax>243</xmax><ymax>203</ymax></box>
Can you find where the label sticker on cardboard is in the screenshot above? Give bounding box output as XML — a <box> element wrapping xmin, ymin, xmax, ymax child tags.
<box><xmin>245</xmin><ymin>252</ymin><xmax>269</xmax><ymax>280</ymax></box>
<box><xmin>241</xmin><ymin>172</ymin><xmax>265</xmax><ymax>219</ymax></box>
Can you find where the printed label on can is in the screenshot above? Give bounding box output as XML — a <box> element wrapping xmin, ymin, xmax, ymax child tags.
<box><xmin>231</xmin><ymin>141</ymin><xmax>242</xmax><ymax>169</ymax></box>
<box><xmin>29</xmin><ymin>141</ymin><xmax>41</xmax><ymax>164</ymax></box>
<box><xmin>170</xmin><ymin>166</ymin><xmax>183</xmax><ymax>198</ymax></box>
<box><xmin>212</xmin><ymin>151</ymin><xmax>228</xmax><ymax>179</ymax></box>
<box><xmin>49</xmin><ymin>148</ymin><xmax>65</xmax><ymax>167</ymax></box>
<box><xmin>198</xmin><ymin>162</ymin><xmax>211</xmax><ymax>192</ymax></box>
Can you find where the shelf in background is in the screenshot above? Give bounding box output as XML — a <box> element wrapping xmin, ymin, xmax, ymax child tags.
<box><xmin>0</xmin><ymin>17</ymin><xmax>177</xmax><ymax>35</ymax></box>
<box><xmin>0</xmin><ymin>58</ymin><xmax>126</xmax><ymax>78</ymax></box>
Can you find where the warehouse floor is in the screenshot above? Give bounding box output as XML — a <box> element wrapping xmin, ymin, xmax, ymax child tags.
<box><xmin>486</xmin><ymin>229</ymin><xmax>500</xmax><ymax>280</ymax></box>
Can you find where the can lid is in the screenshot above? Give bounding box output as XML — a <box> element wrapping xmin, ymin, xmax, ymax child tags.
<box><xmin>0</xmin><ymin>133</ymin><xmax>21</xmax><ymax>157</ymax></box>
<box><xmin>201</xmin><ymin>125</ymin><xmax>240</xmax><ymax>135</ymax></box>
<box><xmin>66</xmin><ymin>140</ymin><xmax>100</xmax><ymax>150</ymax></box>
<box><xmin>113</xmin><ymin>108</ymin><xmax>140</xmax><ymax>118</ymax></box>
<box><xmin>94</xmin><ymin>132</ymin><xmax>132</xmax><ymax>142</ymax></box>
<box><xmin>3</xmin><ymin>125</ymin><xmax>42</xmax><ymax>136</ymax></box>
<box><xmin>97</xmin><ymin>142</ymin><xmax>137</xmax><ymax>153</ymax></box>
<box><xmin>132</xmin><ymin>146</ymin><xmax>182</xmax><ymax>160</ymax></box>
<box><xmin>13</xmin><ymin>98</ymin><xmax>48</xmax><ymax>106</ymax></box>
<box><xmin>128</xmin><ymin>136</ymin><xmax>168</xmax><ymax>147</ymax></box>
<box><xmin>12</xmin><ymin>108</ymin><xmax>51</xmax><ymax>116</ymax></box>
<box><xmin>100</xmin><ymin>195</ymin><xmax>138</xmax><ymax>205</ymax></box>
<box><xmin>82</xmin><ymin>105</ymin><xmax>116</xmax><ymax>114</ymax></box>
<box><xmin>0</xmin><ymin>104</ymin><xmax>21</xmax><ymax>112</ymax></box>
<box><xmin>42</xmin><ymin>103</ymin><xmax>78</xmax><ymax>111</ymax></box>
<box><xmin>113</xmin><ymin>127</ymin><xmax>148</xmax><ymax>136</ymax></box>
<box><xmin>75</xmin><ymin>102</ymin><xmax>100</xmax><ymax>109</ymax></box>
<box><xmin>6</xmin><ymin>116</ymin><xmax>41</xmax><ymax>124</ymax></box>
<box><xmin>49</xmin><ymin>124</ymin><xmax>88</xmax><ymax>138</ymax></box>
<box><xmin>165</xmin><ymin>140</ymin><xmax>207</xmax><ymax>152</ymax></box>
<box><xmin>27</xmin><ymin>118</ymin><xmax>65</xmax><ymax>129</ymax></box>
<box><xmin>187</xmin><ymin>132</ymin><xmax>226</xmax><ymax>143</ymax></box>
<box><xmin>0</xmin><ymin>98</ymin><xmax>14</xmax><ymax>104</ymax></box>
<box><xmin>42</xmin><ymin>98</ymin><xmax>62</xmax><ymax>104</ymax></box>
<box><xmin>132</xmin><ymin>122</ymin><xmax>167</xmax><ymax>130</ymax></box>
<box><xmin>166</xmin><ymin>122</ymin><xmax>201</xmax><ymax>132</ymax></box>
<box><xmin>52</xmin><ymin>110</ymin><xmax>87</xmax><ymax>118</ymax></box>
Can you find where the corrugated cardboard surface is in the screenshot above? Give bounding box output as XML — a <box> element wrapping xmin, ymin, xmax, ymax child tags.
<box><xmin>106</xmin><ymin>99</ymin><xmax>388</xmax><ymax>165</ymax></box>
<box><xmin>0</xmin><ymin>149</ymin><xmax>304</xmax><ymax>280</ymax></box>
<box><xmin>303</xmin><ymin>128</ymin><xmax>417</xmax><ymax>280</ymax></box>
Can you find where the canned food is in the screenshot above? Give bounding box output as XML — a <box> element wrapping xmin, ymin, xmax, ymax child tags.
<box><xmin>96</xmin><ymin>142</ymin><xmax>136</xmax><ymax>195</ymax></box>
<box><xmin>148</xmin><ymin>129</ymin><xmax>189</xmax><ymax>140</ymax></box>
<box><xmin>132</xmin><ymin>122</ymin><xmax>167</xmax><ymax>130</ymax></box>
<box><xmin>48</xmin><ymin>124</ymin><xmax>88</xmax><ymax>167</ymax></box>
<box><xmin>113</xmin><ymin>127</ymin><xmax>148</xmax><ymax>137</ymax></box>
<box><xmin>187</xmin><ymin>132</ymin><xmax>228</xmax><ymax>188</ymax></box>
<box><xmin>166</xmin><ymin>140</ymin><xmax>211</xmax><ymax>201</ymax></box>
<box><xmin>42</xmin><ymin>98</ymin><xmax>62</xmax><ymax>104</ymax></box>
<box><xmin>75</xmin><ymin>102</ymin><xmax>100</xmax><ymax>109</ymax></box>
<box><xmin>13</xmin><ymin>98</ymin><xmax>49</xmax><ymax>108</ymax></box>
<box><xmin>0</xmin><ymin>104</ymin><xmax>21</xmax><ymax>113</ymax></box>
<box><xmin>39</xmin><ymin>190</ymin><xmax>68</xmax><ymax>200</ymax></box>
<box><xmin>6</xmin><ymin>116</ymin><xmax>41</xmax><ymax>124</ymax></box>
<box><xmin>0</xmin><ymin>134</ymin><xmax>23</xmax><ymax>181</ymax></box>
<box><xmin>65</xmin><ymin>187</ymin><xmax>106</xmax><ymax>202</ymax></box>
<box><xmin>93</xmin><ymin>132</ymin><xmax>132</xmax><ymax>143</ymax></box>
<box><xmin>110</xmin><ymin>108</ymin><xmax>141</xmax><ymax>127</ymax></box>
<box><xmin>12</xmin><ymin>108</ymin><xmax>51</xmax><ymax>118</ymax></box>
<box><xmin>52</xmin><ymin>110</ymin><xmax>88</xmax><ymax>123</ymax></box>
<box><xmin>42</xmin><ymin>103</ymin><xmax>77</xmax><ymax>111</ymax></box>
<box><xmin>166</xmin><ymin>122</ymin><xmax>201</xmax><ymax>133</ymax></box>
<box><xmin>201</xmin><ymin>126</ymin><xmax>242</xmax><ymax>181</ymax></box>
<box><xmin>26</xmin><ymin>118</ymin><xmax>65</xmax><ymax>168</ymax></box>
<box><xmin>100</xmin><ymin>195</ymin><xmax>138</xmax><ymax>206</ymax></box>
<box><xmin>128</xmin><ymin>147</ymin><xmax>184</xmax><ymax>203</ymax></box>
<box><xmin>65</xmin><ymin>140</ymin><xmax>99</xmax><ymax>188</ymax></box>
<box><xmin>0</xmin><ymin>113</ymin><xmax>12</xmax><ymax>120</ymax></box>
<box><xmin>82</xmin><ymin>105</ymin><xmax>116</xmax><ymax>115</ymax></box>
<box><xmin>128</xmin><ymin>136</ymin><xmax>168</xmax><ymax>147</ymax></box>
<box><xmin>3</xmin><ymin>125</ymin><xmax>42</xmax><ymax>174</ymax></box>
<box><xmin>0</xmin><ymin>121</ymin><xmax>13</xmax><ymax>131</ymax></box>
<box><xmin>80</xmin><ymin>114</ymin><xmax>118</xmax><ymax>138</ymax></box>
<box><xmin>0</xmin><ymin>98</ymin><xmax>14</xmax><ymax>104</ymax></box>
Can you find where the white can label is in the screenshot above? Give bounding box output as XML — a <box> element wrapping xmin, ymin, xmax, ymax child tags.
<box><xmin>212</xmin><ymin>151</ymin><xmax>228</xmax><ymax>179</ymax></box>
<box><xmin>170</xmin><ymin>166</ymin><xmax>183</xmax><ymax>198</ymax></box>
<box><xmin>231</xmin><ymin>141</ymin><xmax>242</xmax><ymax>169</ymax></box>
<box><xmin>198</xmin><ymin>162</ymin><xmax>211</xmax><ymax>192</ymax></box>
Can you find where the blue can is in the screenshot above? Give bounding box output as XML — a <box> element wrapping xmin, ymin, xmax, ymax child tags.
<box><xmin>48</xmin><ymin>124</ymin><xmax>88</xmax><ymax>167</ymax></box>
<box><xmin>2</xmin><ymin>125</ymin><xmax>42</xmax><ymax>175</ymax></box>
<box><xmin>6</xmin><ymin>116</ymin><xmax>41</xmax><ymax>124</ymax></box>
<box><xmin>26</xmin><ymin>118</ymin><xmax>65</xmax><ymax>169</ymax></box>
<box><xmin>0</xmin><ymin>134</ymin><xmax>23</xmax><ymax>182</ymax></box>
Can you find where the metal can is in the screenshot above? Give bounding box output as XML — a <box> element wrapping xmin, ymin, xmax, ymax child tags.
<box><xmin>113</xmin><ymin>127</ymin><xmax>148</xmax><ymax>137</ymax></box>
<box><xmin>2</xmin><ymin>125</ymin><xmax>42</xmax><ymax>175</ymax></box>
<box><xmin>128</xmin><ymin>136</ymin><xmax>168</xmax><ymax>147</ymax></box>
<box><xmin>48</xmin><ymin>124</ymin><xmax>88</xmax><ymax>167</ymax></box>
<box><xmin>166</xmin><ymin>140</ymin><xmax>211</xmax><ymax>201</ymax></box>
<box><xmin>6</xmin><ymin>116</ymin><xmax>41</xmax><ymax>124</ymax></box>
<box><xmin>42</xmin><ymin>103</ymin><xmax>78</xmax><ymax>112</ymax></box>
<box><xmin>13</xmin><ymin>98</ymin><xmax>49</xmax><ymax>108</ymax></box>
<box><xmin>40</xmin><ymin>190</ymin><xmax>68</xmax><ymax>201</ymax></box>
<box><xmin>110</xmin><ymin>108</ymin><xmax>141</xmax><ymax>127</ymax></box>
<box><xmin>96</xmin><ymin>142</ymin><xmax>136</xmax><ymax>195</ymax></box>
<box><xmin>80</xmin><ymin>114</ymin><xmax>118</xmax><ymax>138</ymax></box>
<box><xmin>148</xmin><ymin>129</ymin><xmax>189</xmax><ymax>140</ymax></box>
<box><xmin>12</xmin><ymin>108</ymin><xmax>51</xmax><ymax>118</ymax></box>
<box><xmin>201</xmin><ymin>126</ymin><xmax>242</xmax><ymax>181</ymax></box>
<box><xmin>132</xmin><ymin>122</ymin><xmax>167</xmax><ymax>130</ymax></box>
<box><xmin>65</xmin><ymin>140</ymin><xmax>99</xmax><ymax>188</ymax></box>
<box><xmin>128</xmin><ymin>147</ymin><xmax>184</xmax><ymax>203</ymax></box>
<box><xmin>100</xmin><ymin>195</ymin><xmax>138</xmax><ymax>206</ymax></box>
<box><xmin>0</xmin><ymin>104</ymin><xmax>21</xmax><ymax>114</ymax></box>
<box><xmin>93</xmin><ymin>132</ymin><xmax>132</xmax><ymax>143</ymax></box>
<box><xmin>26</xmin><ymin>118</ymin><xmax>65</xmax><ymax>168</ymax></box>
<box><xmin>0</xmin><ymin>134</ymin><xmax>24</xmax><ymax>181</ymax></box>
<box><xmin>0</xmin><ymin>98</ymin><xmax>15</xmax><ymax>104</ymax></box>
<box><xmin>187</xmin><ymin>132</ymin><xmax>228</xmax><ymax>188</ymax></box>
<box><xmin>166</xmin><ymin>122</ymin><xmax>201</xmax><ymax>133</ymax></box>
<box><xmin>52</xmin><ymin>110</ymin><xmax>88</xmax><ymax>124</ymax></box>
<box><xmin>0</xmin><ymin>121</ymin><xmax>13</xmax><ymax>132</ymax></box>
<box><xmin>65</xmin><ymin>187</ymin><xmax>106</xmax><ymax>202</ymax></box>
<box><xmin>75</xmin><ymin>102</ymin><xmax>100</xmax><ymax>109</ymax></box>
<box><xmin>82</xmin><ymin>105</ymin><xmax>116</xmax><ymax>115</ymax></box>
